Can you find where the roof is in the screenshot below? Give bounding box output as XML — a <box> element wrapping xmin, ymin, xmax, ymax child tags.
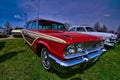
<box><xmin>27</xmin><ymin>18</ymin><xmax>63</xmax><ymax>24</ymax></box>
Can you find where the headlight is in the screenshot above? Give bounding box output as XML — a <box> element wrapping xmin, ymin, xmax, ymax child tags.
<box><xmin>67</xmin><ymin>44</ymin><xmax>76</xmax><ymax>54</ymax></box>
<box><xmin>100</xmin><ymin>41</ymin><xmax>104</xmax><ymax>46</ymax></box>
<box><xmin>64</xmin><ymin>43</ymin><xmax>84</xmax><ymax>56</ymax></box>
<box><xmin>68</xmin><ymin>49</ymin><xmax>75</xmax><ymax>54</ymax></box>
<box><xmin>105</xmin><ymin>38</ymin><xmax>110</xmax><ymax>42</ymax></box>
<box><xmin>76</xmin><ymin>44</ymin><xmax>83</xmax><ymax>52</ymax></box>
<box><xmin>64</xmin><ymin>44</ymin><xmax>76</xmax><ymax>56</ymax></box>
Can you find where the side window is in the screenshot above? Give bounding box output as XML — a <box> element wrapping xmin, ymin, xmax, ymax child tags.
<box><xmin>24</xmin><ymin>22</ymin><xmax>29</xmax><ymax>29</ymax></box>
<box><xmin>31</xmin><ymin>21</ymin><xmax>37</xmax><ymax>29</ymax></box>
<box><xmin>57</xmin><ymin>24</ymin><xmax>66</xmax><ymax>30</ymax></box>
<box><xmin>52</xmin><ymin>24</ymin><xmax>57</xmax><ymax>30</ymax></box>
<box><xmin>38</xmin><ymin>21</ymin><xmax>51</xmax><ymax>30</ymax></box>
<box><xmin>85</xmin><ymin>27</ymin><xmax>95</xmax><ymax>32</ymax></box>
<box><xmin>77</xmin><ymin>27</ymin><xmax>85</xmax><ymax>32</ymax></box>
<box><xmin>28</xmin><ymin>22</ymin><xmax>33</xmax><ymax>29</ymax></box>
<box><xmin>38</xmin><ymin>21</ymin><xmax>43</xmax><ymax>30</ymax></box>
<box><xmin>25</xmin><ymin>21</ymin><xmax>37</xmax><ymax>29</ymax></box>
<box><xmin>69</xmin><ymin>27</ymin><xmax>76</xmax><ymax>31</ymax></box>
<box><xmin>25</xmin><ymin>22</ymin><xmax>32</xmax><ymax>29</ymax></box>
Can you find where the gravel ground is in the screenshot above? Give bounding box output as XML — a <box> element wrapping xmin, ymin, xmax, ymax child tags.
<box><xmin>0</xmin><ymin>35</ymin><xmax>16</xmax><ymax>40</ymax></box>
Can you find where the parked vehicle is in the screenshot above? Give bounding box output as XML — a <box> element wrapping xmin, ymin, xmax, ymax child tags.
<box><xmin>21</xmin><ymin>18</ymin><xmax>105</xmax><ymax>72</ymax></box>
<box><xmin>116</xmin><ymin>33</ymin><xmax>120</xmax><ymax>43</ymax></box>
<box><xmin>11</xmin><ymin>27</ymin><xmax>23</xmax><ymax>37</ymax></box>
<box><xmin>69</xmin><ymin>26</ymin><xmax>117</xmax><ymax>47</ymax></box>
<box><xmin>0</xmin><ymin>27</ymin><xmax>7</xmax><ymax>37</ymax></box>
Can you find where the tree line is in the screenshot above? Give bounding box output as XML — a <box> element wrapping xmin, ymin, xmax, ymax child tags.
<box><xmin>0</xmin><ymin>21</ymin><xmax>12</xmax><ymax>35</ymax></box>
<box><xmin>93</xmin><ymin>22</ymin><xmax>120</xmax><ymax>34</ymax></box>
<box><xmin>64</xmin><ymin>22</ymin><xmax>120</xmax><ymax>34</ymax></box>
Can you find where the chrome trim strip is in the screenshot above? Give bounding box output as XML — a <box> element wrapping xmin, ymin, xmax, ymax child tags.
<box><xmin>104</xmin><ymin>42</ymin><xmax>115</xmax><ymax>46</ymax></box>
<box><xmin>21</xmin><ymin>29</ymin><xmax>67</xmax><ymax>46</ymax></box>
<box><xmin>23</xmin><ymin>30</ymin><xmax>67</xmax><ymax>44</ymax></box>
<box><xmin>64</xmin><ymin>47</ymin><xmax>103</xmax><ymax>59</ymax></box>
<box><xmin>49</xmin><ymin>48</ymin><xmax>105</xmax><ymax>67</ymax></box>
<box><xmin>21</xmin><ymin>32</ymin><xmax>33</xmax><ymax>46</ymax></box>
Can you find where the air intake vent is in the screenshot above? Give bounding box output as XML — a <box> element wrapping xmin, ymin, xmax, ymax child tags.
<box><xmin>59</xmin><ymin>34</ymin><xmax>72</xmax><ymax>39</ymax></box>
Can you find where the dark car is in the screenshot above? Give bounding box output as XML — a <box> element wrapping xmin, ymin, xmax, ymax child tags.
<box><xmin>0</xmin><ymin>27</ymin><xmax>7</xmax><ymax>37</ymax></box>
<box><xmin>116</xmin><ymin>33</ymin><xmax>120</xmax><ymax>43</ymax></box>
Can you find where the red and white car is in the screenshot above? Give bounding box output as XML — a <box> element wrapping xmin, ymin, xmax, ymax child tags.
<box><xmin>21</xmin><ymin>18</ymin><xmax>105</xmax><ymax>71</ymax></box>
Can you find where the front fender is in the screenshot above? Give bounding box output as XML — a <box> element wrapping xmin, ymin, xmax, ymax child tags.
<box><xmin>31</xmin><ymin>38</ymin><xmax>50</xmax><ymax>52</ymax></box>
<box><xmin>32</xmin><ymin>38</ymin><xmax>67</xmax><ymax>60</ymax></box>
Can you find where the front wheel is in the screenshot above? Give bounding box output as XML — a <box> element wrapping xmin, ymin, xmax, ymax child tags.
<box><xmin>41</xmin><ymin>47</ymin><xmax>53</xmax><ymax>71</ymax></box>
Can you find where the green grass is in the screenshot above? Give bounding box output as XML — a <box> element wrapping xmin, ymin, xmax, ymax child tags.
<box><xmin>0</xmin><ymin>39</ymin><xmax>120</xmax><ymax>80</ymax></box>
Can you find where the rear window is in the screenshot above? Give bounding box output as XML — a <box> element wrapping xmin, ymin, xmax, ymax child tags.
<box><xmin>86</xmin><ymin>27</ymin><xmax>95</xmax><ymax>32</ymax></box>
<box><xmin>15</xmin><ymin>27</ymin><xmax>23</xmax><ymax>30</ymax></box>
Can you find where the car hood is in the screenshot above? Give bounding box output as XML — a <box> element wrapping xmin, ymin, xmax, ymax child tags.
<box><xmin>12</xmin><ymin>30</ymin><xmax>21</xmax><ymax>32</ymax></box>
<box><xmin>79</xmin><ymin>32</ymin><xmax>117</xmax><ymax>39</ymax></box>
<box><xmin>39</xmin><ymin>30</ymin><xmax>103</xmax><ymax>44</ymax></box>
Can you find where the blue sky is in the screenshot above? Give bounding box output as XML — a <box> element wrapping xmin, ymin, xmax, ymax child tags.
<box><xmin>0</xmin><ymin>0</ymin><xmax>120</xmax><ymax>31</ymax></box>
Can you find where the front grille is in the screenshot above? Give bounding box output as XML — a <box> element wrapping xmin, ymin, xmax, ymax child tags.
<box><xmin>64</xmin><ymin>41</ymin><xmax>103</xmax><ymax>60</ymax></box>
<box><xmin>110</xmin><ymin>39</ymin><xmax>116</xmax><ymax>43</ymax></box>
<box><xmin>83</xmin><ymin>41</ymin><xmax>102</xmax><ymax>51</ymax></box>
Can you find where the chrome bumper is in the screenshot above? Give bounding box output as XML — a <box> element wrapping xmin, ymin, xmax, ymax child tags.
<box><xmin>104</xmin><ymin>39</ymin><xmax>117</xmax><ymax>46</ymax></box>
<box><xmin>49</xmin><ymin>48</ymin><xmax>105</xmax><ymax>67</ymax></box>
<box><xmin>104</xmin><ymin>42</ymin><xmax>115</xmax><ymax>46</ymax></box>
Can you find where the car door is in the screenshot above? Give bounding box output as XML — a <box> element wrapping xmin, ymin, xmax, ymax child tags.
<box><xmin>22</xmin><ymin>21</ymin><xmax>37</xmax><ymax>45</ymax></box>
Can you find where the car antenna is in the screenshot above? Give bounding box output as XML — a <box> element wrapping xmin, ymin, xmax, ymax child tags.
<box><xmin>37</xmin><ymin>0</ymin><xmax>40</xmax><ymax>30</ymax></box>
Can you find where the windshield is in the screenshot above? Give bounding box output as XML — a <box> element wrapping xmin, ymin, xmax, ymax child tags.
<box><xmin>15</xmin><ymin>27</ymin><xmax>23</xmax><ymax>30</ymax></box>
<box><xmin>77</xmin><ymin>27</ymin><xmax>85</xmax><ymax>32</ymax></box>
<box><xmin>38</xmin><ymin>20</ymin><xmax>66</xmax><ymax>31</ymax></box>
<box><xmin>86</xmin><ymin>27</ymin><xmax>95</xmax><ymax>32</ymax></box>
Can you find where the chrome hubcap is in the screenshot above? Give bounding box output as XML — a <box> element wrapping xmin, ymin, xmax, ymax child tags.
<box><xmin>41</xmin><ymin>48</ymin><xmax>50</xmax><ymax>69</ymax></box>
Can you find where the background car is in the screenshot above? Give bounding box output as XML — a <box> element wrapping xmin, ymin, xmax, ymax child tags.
<box><xmin>11</xmin><ymin>27</ymin><xmax>23</xmax><ymax>37</ymax></box>
<box><xmin>116</xmin><ymin>33</ymin><xmax>120</xmax><ymax>43</ymax></box>
<box><xmin>69</xmin><ymin>26</ymin><xmax>117</xmax><ymax>47</ymax></box>
<box><xmin>0</xmin><ymin>27</ymin><xmax>7</xmax><ymax>37</ymax></box>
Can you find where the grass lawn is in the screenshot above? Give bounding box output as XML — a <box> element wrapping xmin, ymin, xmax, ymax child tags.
<box><xmin>0</xmin><ymin>38</ymin><xmax>120</xmax><ymax>80</ymax></box>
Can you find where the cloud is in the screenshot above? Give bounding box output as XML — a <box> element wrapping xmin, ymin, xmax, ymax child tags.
<box><xmin>14</xmin><ymin>15</ymin><xmax>21</xmax><ymax>19</ymax></box>
<box><xmin>104</xmin><ymin>14</ymin><xmax>111</xmax><ymax>17</ymax></box>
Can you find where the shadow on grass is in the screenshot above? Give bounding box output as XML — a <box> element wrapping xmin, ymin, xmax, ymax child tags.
<box><xmin>104</xmin><ymin>45</ymin><xmax>115</xmax><ymax>50</ymax></box>
<box><xmin>13</xmin><ymin>35</ymin><xmax>22</xmax><ymax>38</ymax></box>
<box><xmin>0</xmin><ymin>50</ymin><xmax>24</xmax><ymax>63</ymax></box>
<box><xmin>0</xmin><ymin>41</ymin><xmax>6</xmax><ymax>51</ymax></box>
<box><xmin>54</xmin><ymin>62</ymin><xmax>96</xmax><ymax>79</ymax></box>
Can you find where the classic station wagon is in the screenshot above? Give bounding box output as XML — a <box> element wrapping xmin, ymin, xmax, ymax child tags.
<box><xmin>21</xmin><ymin>18</ymin><xmax>105</xmax><ymax>71</ymax></box>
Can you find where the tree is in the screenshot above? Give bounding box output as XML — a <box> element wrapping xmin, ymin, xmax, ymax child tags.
<box><xmin>4</xmin><ymin>21</ymin><xmax>12</xmax><ymax>35</ymax></box>
<box><xmin>93</xmin><ymin>22</ymin><xmax>101</xmax><ymax>32</ymax></box>
<box><xmin>64</xmin><ymin>22</ymin><xmax>71</xmax><ymax>30</ymax></box>
<box><xmin>101</xmin><ymin>25</ymin><xmax>108</xmax><ymax>32</ymax></box>
<box><xmin>117</xmin><ymin>25</ymin><xmax>120</xmax><ymax>34</ymax></box>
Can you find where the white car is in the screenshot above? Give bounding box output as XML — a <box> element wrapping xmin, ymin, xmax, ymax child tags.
<box><xmin>11</xmin><ymin>27</ymin><xmax>23</xmax><ymax>37</ymax></box>
<box><xmin>69</xmin><ymin>26</ymin><xmax>117</xmax><ymax>47</ymax></box>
